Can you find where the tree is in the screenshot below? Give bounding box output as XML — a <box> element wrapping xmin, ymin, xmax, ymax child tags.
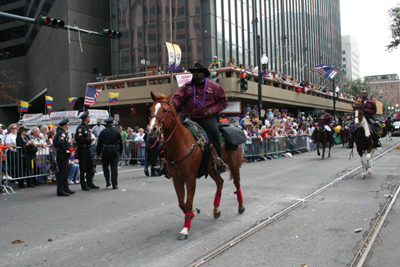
<box><xmin>342</xmin><ymin>77</ymin><xmax>372</xmax><ymax>98</ymax></box>
<box><xmin>386</xmin><ymin>4</ymin><xmax>400</xmax><ymax>52</ymax></box>
<box><xmin>0</xmin><ymin>50</ymin><xmax>24</xmax><ymax>107</ymax></box>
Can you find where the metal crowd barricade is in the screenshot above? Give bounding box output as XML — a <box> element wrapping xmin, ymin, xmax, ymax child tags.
<box><xmin>244</xmin><ymin>135</ymin><xmax>312</xmax><ymax>160</ymax></box>
<box><xmin>118</xmin><ymin>141</ymin><xmax>147</xmax><ymax>166</ymax></box>
<box><xmin>1</xmin><ymin>145</ymin><xmax>56</xmax><ymax>194</ymax></box>
<box><xmin>1</xmin><ymin>150</ymin><xmax>16</xmax><ymax>194</ymax></box>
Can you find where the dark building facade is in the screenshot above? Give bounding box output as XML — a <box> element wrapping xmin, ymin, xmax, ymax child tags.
<box><xmin>111</xmin><ymin>0</ymin><xmax>342</xmax><ymax>84</ymax></box>
<box><xmin>0</xmin><ymin>0</ymin><xmax>112</xmax><ymax>124</ymax></box>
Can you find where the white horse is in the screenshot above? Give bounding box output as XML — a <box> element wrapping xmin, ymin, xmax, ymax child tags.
<box><xmin>353</xmin><ymin>107</ymin><xmax>375</xmax><ymax>178</ymax></box>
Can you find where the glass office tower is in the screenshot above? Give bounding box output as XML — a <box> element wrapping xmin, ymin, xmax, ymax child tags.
<box><xmin>111</xmin><ymin>0</ymin><xmax>341</xmax><ymax>84</ymax></box>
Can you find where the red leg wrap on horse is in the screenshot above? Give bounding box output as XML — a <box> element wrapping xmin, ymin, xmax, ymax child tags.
<box><xmin>213</xmin><ymin>190</ymin><xmax>222</xmax><ymax>207</ymax></box>
<box><xmin>184</xmin><ymin>212</ymin><xmax>195</xmax><ymax>229</ymax></box>
<box><xmin>234</xmin><ymin>189</ymin><xmax>244</xmax><ymax>203</ymax></box>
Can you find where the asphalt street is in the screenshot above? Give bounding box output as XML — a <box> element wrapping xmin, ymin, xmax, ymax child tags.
<box><xmin>1</xmin><ymin>139</ymin><xmax>399</xmax><ymax>267</ymax></box>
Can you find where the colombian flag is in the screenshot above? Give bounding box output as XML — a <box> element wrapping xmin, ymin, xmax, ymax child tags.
<box><xmin>109</xmin><ymin>92</ymin><xmax>119</xmax><ymax>104</ymax></box>
<box><xmin>69</xmin><ymin>97</ymin><xmax>79</xmax><ymax>108</ymax></box>
<box><xmin>45</xmin><ymin>96</ymin><xmax>53</xmax><ymax>106</ymax></box>
<box><xmin>20</xmin><ymin>101</ymin><xmax>29</xmax><ymax>113</ymax></box>
<box><xmin>47</xmin><ymin>106</ymin><xmax>52</xmax><ymax>113</ymax></box>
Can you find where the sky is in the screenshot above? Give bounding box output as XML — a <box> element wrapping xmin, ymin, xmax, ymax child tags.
<box><xmin>340</xmin><ymin>0</ymin><xmax>400</xmax><ymax>77</ymax></box>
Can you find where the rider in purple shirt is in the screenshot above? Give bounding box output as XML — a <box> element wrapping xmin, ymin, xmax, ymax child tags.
<box><xmin>172</xmin><ymin>62</ymin><xmax>228</xmax><ymax>172</ymax></box>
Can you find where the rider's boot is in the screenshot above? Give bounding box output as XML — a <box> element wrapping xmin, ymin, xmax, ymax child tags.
<box><xmin>210</xmin><ymin>144</ymin><xmax>227</xmax><ymax>173</ymax></box>
<box><xmin>158</xmin><ymin>162</ymin><xmax>171</xmax><ymax>179</ymax></box>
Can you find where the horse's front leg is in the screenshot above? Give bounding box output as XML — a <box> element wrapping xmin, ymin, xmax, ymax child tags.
<box><xmin>367</xmin><ymin>149</ymin><xmax>375</xmax><ymax>175</ymax></box>
<box><xmin>231</xmin><ymin>167</ymin><xmax>245</xmax><ymax>214</ymax></box>
<box><xmin>328</xmin><ymin>143</ymin><xmax>331</xmax><ymax>157</ymax></box>
<box><xmin>178</xmin><ymin>176</ymin><xmax>199</xmax><ymax>240</ymax></box>
<box><xmin>361</xmin><ymin>152</ymin><xmax>367</xmax><ymax>178</ymax></box>
<box><xmin>322</xmin><ymin>144</ymin><xmax>325</xmax><ymax>159</ymax></box>
<box><xmin>317</xmin><ymin>142</ymin><xmax>320</xmax><ymax>156</ymax></box>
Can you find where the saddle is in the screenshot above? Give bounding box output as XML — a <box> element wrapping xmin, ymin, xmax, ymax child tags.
<box><xmin>218</xmin><ymin>122</ymin><xmax>247</xmax><ymax>151</ymax></box>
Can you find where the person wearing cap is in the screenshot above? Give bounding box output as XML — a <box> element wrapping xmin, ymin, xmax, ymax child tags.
<box><xmin>53</xmin><ymin>119</ymin><xmax>75</xmax><ymax>196</ymax></box>
<box><xmin>208</xmin><ymin>56</ymin><xmax>220</xmax><ymax>70</ymax></box>
<box><xmin>75</xmin><ymin>111</ymin><xmax>99</xmax><ymax>190</ymax></box>
<box><xmin>16</xmin><ymin>126</ymin><xmax>36</xmax><ymax>188</ymax></box>
<box><xmin>97</xmin><ymin>117</ymin><xmax>123</xmax><ymax>189</ymax></box>
<box><xmin>347</xmin><ymin>91</ymin><xmax>381</xmax><ymax>148</ymax></box>
<box><xmin>172</xmin><ymin>62</ymin><xmax>228</xmax><ymax>173</ymax></box>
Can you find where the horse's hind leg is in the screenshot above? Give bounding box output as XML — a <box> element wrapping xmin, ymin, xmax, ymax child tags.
<box><xmin>361</xmin><ymin>153</ymin><xmax>367</xmax><ymax>178</ymax></box>
<box><xmin>210</xmin><ymin>172</ymin><xmax>224</xmax><ymax>219</ymax></box>
<box><xmin>317</xmin><ymin>142</ymin><xmax>320</xmax><ymax>156</ymax></box>
<box><xmin>328</xmin><ymin>144</ymin><xmax>331</xmax><ymax>157</ymax></box>
<box><xmin>230</xmin><ymin>167</ymin><xmax>245</xmax><ymax>214</ymax></box>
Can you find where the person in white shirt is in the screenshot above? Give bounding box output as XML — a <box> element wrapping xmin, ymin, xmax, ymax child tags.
<box><xmin>5</xmin><ymin>124</ymin><xmax>17</xmax><ymax>149</ymax></box>
<box><xmin>134</xmin><ymin>128</ymin><xmax>146</xmax><ymax>165</ymax></box>
<box><xmin>91</xmin><ymin>120</ymin><xmax>105</xmax><ymax>138</ymax></box>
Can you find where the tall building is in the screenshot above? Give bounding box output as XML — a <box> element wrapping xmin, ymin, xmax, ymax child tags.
<box><xmin>365</xmin><ymin>74</ymin><xmax>400</xmax><ymax>111</ymax></box>
<box><xmin>111</xmin><ymin>0</ymin><xmax>342</xmax><ymax>84</ymax></box>
<box><xmin>0</xmin><ymin>0</ymin><xmax>112</xmax><ymax>124</ymax></box>
<box><xmin>341</xmin><ymin>35</ymin><xmax>360</xmax><ymax>80</ymax></box>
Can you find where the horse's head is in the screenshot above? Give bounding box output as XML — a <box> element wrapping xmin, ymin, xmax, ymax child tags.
<box><xmin>352</xmin><ymin>104</ymin><xmax>364</xmax><ymax>127</ymax></box>
<box><xmin>147</xmin><ymin>91</ymin><xmax>175</xmax><ymax>139</ymax></box>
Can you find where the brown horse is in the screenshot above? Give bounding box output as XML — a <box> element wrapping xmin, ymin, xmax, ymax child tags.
<box><xmin>339</xmin><ymin>124</ymin><xmax>349</xmax><ymax>147</ymax></box>
<box><xmin>316</xmin><ymin>120</ymin><xmax>332</xmax><ymax>159</ymax></box>
<box><xmin>353</xmin><ymin>105</ymin><xmax>375</xmax><ymax>178</ymax></box>
<box><xmin>147</xmin><ymin>92</ymin><xmax>245</xmax><ymax>240</ymax></box>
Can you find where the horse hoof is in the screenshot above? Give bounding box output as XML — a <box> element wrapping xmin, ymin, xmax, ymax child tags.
<box><xmin>195</xmin><ymin>208</ymin><xmax>201</xmax><ymax>215</ymax></box>
<box><xmin>368</xmin><ymin>170</ymin><xmax>372</xmax><ymax>175</ymax></box>
<box><xmin>214</xmin><ymin>211</ymin><xmax>221</xmax><ymax>219</ymax></box>
<box><xmin>238</xmin><ymin>207</ymin><xmax>245</xmax><ymax>214</ymax></box>
<box><xmin>178</xmin><ymin>234</ymin><xmax>188</xmax><ymax>241</ymax></box>
<box><xmin>361</xmin><ymin>175</ymin><xmax>365</xmax><ymax>179</ymax></box>
<box><xmin>321</xmin><ymin>157</ymin><xmax>324</xmax><ymax>160</ymax></box>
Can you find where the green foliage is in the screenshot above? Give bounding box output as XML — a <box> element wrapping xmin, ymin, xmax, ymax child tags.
<box><xmin>387</xmin><ymin>4</ymin><xmax>400</xmax><ymax>52</ymax></box>
<box><xmin>342</xmin><ymin>77</ymin><xmax>372</xmax><ymax>97</ymax></box>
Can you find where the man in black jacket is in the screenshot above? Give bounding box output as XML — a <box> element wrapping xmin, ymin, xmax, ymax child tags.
<box><xmin>97</xmin><ymin>117</ymin><xmax>123</xmax><ymax>189</ymax></box>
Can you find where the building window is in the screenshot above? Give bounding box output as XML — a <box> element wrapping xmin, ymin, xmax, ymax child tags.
<box><xmin>385</xmin><ymin>85</ymin><xmax>387</xmax><ymax>89</ymax></box>
<box><xmin>376</xmin><ymin>86</ymin><xmax>378</xmax><ymax>90</ymax></box>
<box><xmin>385</xmin><ymin>92</ymin><xmax>387</xmax><ymax>96</ymax></box>
<box><xmin>343</xmin><ymin>64</ymin><xmax>346</xmax><ymax>68</ymax></box>
<box><xmin>391</xmin><ymin>92</ymin><xmax>394</xmax><ymax>97</ymax></box>
<box><xmin>342</xmin><ymin>50</ymin><xmax>346</xmax><ymax>54</ymax></box>
<box><xmin>343</xmin><ymin>57</ymin><xmax>346</xmax><ymax>61</ymax></box>
<box><xmin>391</xmin><ymin>84</ymin><xmax>393</xmax><ymax>89</ymax></box>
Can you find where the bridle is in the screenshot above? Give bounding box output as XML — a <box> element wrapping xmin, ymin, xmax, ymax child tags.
<box><xmin>354</xmin><ymin>107</ymin><xmax>366</xmax><ymax>128</ymax></box>
<box><xmin>148</xmin><ymin>100</ymin><xmax>179</xmax><ymax>148</ymax></box>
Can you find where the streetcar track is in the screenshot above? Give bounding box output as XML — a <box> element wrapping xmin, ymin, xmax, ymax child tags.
<box><xmin>187</xmin><ymin>143</ymin><xmax>400</xmax><ymax>267</ymax></box>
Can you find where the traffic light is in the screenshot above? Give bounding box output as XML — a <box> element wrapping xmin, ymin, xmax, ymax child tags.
<box><xmin>102</xmin><ymin>29</ymin><xmax>122</xmax><ymax>39</ymax></box>
<box><xmin>240</xmin><ymin>71</ymin><xmax>248</xmax><ymax>92</ymax></box>
<box><xmin>38</xmin><ymin>15</ymin><xmax>65</xmax><ymax>28</ymax></box>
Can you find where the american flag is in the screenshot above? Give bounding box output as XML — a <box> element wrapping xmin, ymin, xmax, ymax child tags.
<box><xmin>84</xmin><ymin>86</ymin><xmax>102</xmax><ymax>106</ymax></box>
<box><xmin>312</xmin><ymin>65</ymin><xmax>334</xmax><ymax>77</ymax></box>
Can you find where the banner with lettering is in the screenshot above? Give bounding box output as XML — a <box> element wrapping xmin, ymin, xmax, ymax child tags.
<box><xmin>176</xmin><ymin>74</ymin><xmax>193</xmax><ymax>87</ymax></box>
<box><xmin>173</xmin><ymin>44</ymin><xmax>182</xmax><ymax>72</ymax></box>
<box><xmin>166</xmin><ymin>42</ymin><xmax>175</xmax><ymax>71</ymax></box>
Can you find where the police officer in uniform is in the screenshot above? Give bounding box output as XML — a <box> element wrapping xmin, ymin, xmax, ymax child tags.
<box><xmin>75</xmin><ymin>111</ymin><xmax>99</xmax><ymax>190</ymax></box>
<box><xmin>97</xmin><ymin>117</ymin><xmax>123</xmax><ymax>189</ymax></box>
<box><xmin>54</xmin><ymin>119</ymin><xmax>75</xmax><ymax>196</ymax></box>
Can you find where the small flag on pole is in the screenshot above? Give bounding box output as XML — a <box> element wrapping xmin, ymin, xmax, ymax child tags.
<box><xmin>84</xmin><ymin>86</ymin><xmax>102</xmax><ymax>106</ymax></box>
<box><xmin>69</xmin><ymin>97</ymin><xmax>79</xmax><ymax>108</ymax></box>
<box><xmin>47</xmin><ymin>106</ymin><xmax>52</xmax><ymax>113</ymax></box>
<box><xmin>20</xmin><ymin>101</ymin><xmax>29</xmax><ymax>113</ymax></box>
<box><xmin>45</xmin><ymin>96</ymin><xmax>53</xmax><ymax>106</ymax></box>
<box><xmin>109</xmin><ymin>92</ymin><xmax>119</xmax><ymax>104</ymax></box>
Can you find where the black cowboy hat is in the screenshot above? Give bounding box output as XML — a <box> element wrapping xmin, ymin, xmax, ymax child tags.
<box><xmin>188</xmin><ymin>62</ymin><xmax>210</xmax><ymax>77</ymax></box>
